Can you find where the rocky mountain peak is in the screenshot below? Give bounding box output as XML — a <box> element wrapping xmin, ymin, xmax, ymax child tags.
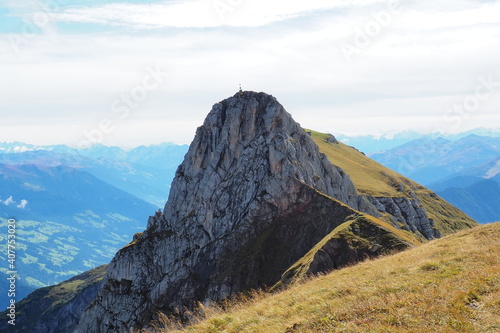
<box><xmin>151</xmin><ymin>91</ymin><xmax>372</xmax><ymax>236</ymax></box>
<box><xmin>74</xmin><ymin>92</ymin><xmax>444</xmax><ymax>332</ymax></box>
<box><xmin>75</xmin><ymin>91</ymin><xmax>379</xmax><ymax>332</ymax></box>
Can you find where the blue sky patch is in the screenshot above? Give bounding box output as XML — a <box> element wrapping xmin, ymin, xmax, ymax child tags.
<box><xmin>0</xmin><ymin>8</ymin><xmax>25</xmax><ymax>33</ymax></box>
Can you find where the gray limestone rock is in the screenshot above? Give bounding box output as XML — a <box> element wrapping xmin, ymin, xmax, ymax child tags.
<box><xmin>366</xmin><ymin>194</ymin><xmax>439</xmax><ymax>239</ymax></box>
<box><xmin>326</xmin><ymin>134</ymin><xmax>339</xmax><ymax>144</ymax></box>
<box><xmin>75</xmin><ymin>92</ymin><xmax>379</xmax><ymax>332</ymax></box>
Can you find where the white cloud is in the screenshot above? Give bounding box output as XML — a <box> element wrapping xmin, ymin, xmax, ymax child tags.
<box><xmin>401</xmin><ymin>3</ymin><xmax>500</xmax><ymax>31</ymax></box>
<box><xmin>46</xmin><ymin>0</ymin><xmax>390</xmax><ymax>29</ymax></box>
<box><xmin>16</xmin><ymin>199</ymin><xmax>28</xmax><ymax>209</ymax></box>
<box><xmin>1</xmin><ymin>196</ymin><xmax>28</xmax><ymax>208</ymax></box>
<box><xmin>42</xmin><ymin>0</ymin><xmax>500</xmax><ymax>30</ymax></box>
<box><xmin>2</xmin><ymin>196</ymin><xmax>14</xmax><ymax>206</ymax></box>
<box><xmin>1</xmin><ymin>0</ymin><xmax>500</xmax><ymax>145</ymax></box>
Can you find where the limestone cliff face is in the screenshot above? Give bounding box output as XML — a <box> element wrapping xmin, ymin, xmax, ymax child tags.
<box><xmin>158</xmin><ymin>91</ymin><xmax>376</xmax><ymax>234</ymax></box>
<box><xmin>75</xmin><ymin>92</ymin><xmax>380</xmax><ymax>332</ymax></box>
<box><xmin>367</xmin><ymin>194</ymin><xmax>440</xmax><ymax>239</ymax></box>
<box><xmin>74</xmin><ymin>92</ymin><xmax>449</xmax><ymax>332</ymax></box>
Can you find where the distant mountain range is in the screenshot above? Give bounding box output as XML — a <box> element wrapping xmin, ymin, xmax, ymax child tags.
<box><xmin>369</xmin><ymin>134</ymin><xmax>500</xmax><ymax>223</ymax></box>
<box><xmin>428</xmin><ymin>157</ymin><xmax>500</xmax><ymax>223</ymax></box>
<box><xmin>0</xmin><ymin>142</ymin><xmax>187</xmax><ymax>308</ymax></box>
<box><xmin>336</xmin><ymin>128</ymin><xmax>500</xmax><ymax>154</ymax></box>
<box><xmin>0</xmin><ymin>142</ymin><xmax>188</xmax><ymax>207</ymax></box>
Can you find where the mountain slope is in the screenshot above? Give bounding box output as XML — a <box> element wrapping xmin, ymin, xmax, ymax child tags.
<box><xmin>429</xmin><ymin>157</ymin><xmax>500</xmax><ymax>191</ymax></box>
<box><xmin>336</xmin><ymin>128</ymin><xmax>500</xmax><ymax>154</ymax></box>
<box><xmin>428</xmin><ymin>157</ymin><xmax>500</xmax><ymax>223</ymax></box>
<box><xmin>436</xmin><ymin>180</ymin><xmax>500</xmax><ymax>223</ymax></box>
<box><xmin>0</xmin><ymin>147</ymin><xmax>186</xmax><ymax>208</ymax></box>
<box><xmin>275</xmin><ymin>214</ymin><xmax>420</xmax><ymax>288</ymax></box>
<box><xmin>77</xmin><ymin>143</ymin><xmax>188</xmax><ymax>206</ymax></box>
<box><xmin>308</xmin><ymin>131</ymin><xmax>477</xmax><ymax>236</ymax></box>
<box><xmin>170</xmin><ymin>222</ymin><xmax>500</xmax><ymax>333</ymax></box>
<box><xmin>0</xmin><ymin>265</ymin><xmax>107</xmax><ymax>333</ymax></box>
<box><xmin>0</xmin><ymin>163</ymin><xmax>157</xmax><ymax>220</ymax></box>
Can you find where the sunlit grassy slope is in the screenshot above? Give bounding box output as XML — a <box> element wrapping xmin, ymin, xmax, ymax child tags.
<box><xmin>307</xmin><ymin>130</ymin><xmax>478</xmax><ymax>235</ymax></box>
<box><xmin>167</xmin><ymin>222</ymin><xmax>500</xmax><ymax>333</ymax></box>
<box><xmin>274</xmin><ymin>214</ymin><xmax>422</xmax><ymax>288</ymax></box>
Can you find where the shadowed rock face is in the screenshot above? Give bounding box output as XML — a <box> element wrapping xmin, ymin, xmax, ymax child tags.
<box><xmin>75</xmin><ymin>92</ymin><xmax>381</xmax><ymax>332</ymax></box>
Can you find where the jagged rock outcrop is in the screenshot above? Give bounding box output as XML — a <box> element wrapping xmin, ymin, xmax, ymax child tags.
<box><xmin>159</xmin><ymin>91</ymin><xmax>377</xmax><ymax>229</ymax></box>
<box><xmin>367</xmin><ymin>194</ymin><xmax>439</xmax><ymax>239</ymax></box>
<box><xmin>75</xmin><ymin>92</ymin><xmax>383</xmax><ymax>332</ymax></box>
<box><xmin>326</xmin><ymin>134</ymin><xmax>339</xmax><ymax>144</ymax></box>
<box><xmin>73</xmin><ymin>91</ymin><xmax>469</xmax><ymax>332</ymax></box>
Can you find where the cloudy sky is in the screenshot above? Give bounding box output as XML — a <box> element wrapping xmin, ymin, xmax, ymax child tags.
<box><xmin>1</xmin><ymin>0</ymin><xmax>499</xmax><ymax>147</ymax></box>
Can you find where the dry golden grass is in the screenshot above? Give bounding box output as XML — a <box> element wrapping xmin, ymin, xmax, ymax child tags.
<box><xmin>307</xmin><ymin>130</ymin><xmax>477</xmax><ymax>236</ymax></box>
<box><xmin>274</xmin><ymin>214</ymin><xmax>422</xmax><ymax>288</ymax></box>
<box><xmin>158</xmin><ymin>223</ymin><xmax>500</xmax><ymax>333</ymax></box>
<box><xmin>308</xmin><ymin>130</ymin><xmax>413</xmax><ymax>197</ymax></box>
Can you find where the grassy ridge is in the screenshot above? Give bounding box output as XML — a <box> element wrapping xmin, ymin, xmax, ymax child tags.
<box><xmin>165</xmin><ymin>223</ymin><xmax>500</xmax><ymax>333</ymax></box>
<box><xmin>308</xmin><ymin>130</ymin><xmax>413</xmax><ymax>197</ymax></box>
<box><xmin>307</xmin><ymin>130</ymin><xmax>478</xmax><ymax>235</ymax></box>
<box><xmin>274</xmin><ymin>214</ymin><xmax>421</xmax><ymax>288</ymax></box>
